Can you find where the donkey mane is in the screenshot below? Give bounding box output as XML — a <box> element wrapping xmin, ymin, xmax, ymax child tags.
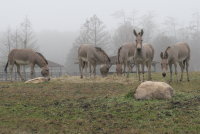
<box><xmin>95</xmin><ymin>47</ymin><xmax>110</xmax><ymax>62</ymax></box>
<box><xmin>117</xmin><ymin>46</ymin><xmax>122</xmax><ymax>64</ymax></box>
<box><xmin>36</xmin><ymin>52</ymin><xmax>48</xmax><ymax>65</ymax></box>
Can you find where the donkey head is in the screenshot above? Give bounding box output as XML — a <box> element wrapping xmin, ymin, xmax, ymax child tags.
<box><xmin>100</xmin><ymin>64</ymin><xmax>110</xmax><ymax>77</ymax></box>
<box><xmin>160</xmin><ymin>52</ymin><xmax>169</xmax><ymax>77</ymax></box>
<box><xmin>133</xmin><ymin>29</ymin><xmax>144</xmax><ymax>52</ymax></box>
<box><xmin>41</xmin><ymin>66</ymin><xmax>49</xmax><ymax>77</ymax></box>
<box><xmin>116</xmin><ymin>64</ymin><xmax>122</xmax><ymax>75</ymax></box>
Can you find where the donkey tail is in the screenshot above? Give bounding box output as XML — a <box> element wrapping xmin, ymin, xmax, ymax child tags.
<box><xmin>4</xmin><ymin>61</ymin><xmax>8</xmax><ymax>73</ymax></box>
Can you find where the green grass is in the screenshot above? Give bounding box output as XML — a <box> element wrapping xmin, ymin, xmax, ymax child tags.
<box><xmin>0</xmin><ymin>72</ymin><xmax>200</xmax><ymax>134</ymax></box>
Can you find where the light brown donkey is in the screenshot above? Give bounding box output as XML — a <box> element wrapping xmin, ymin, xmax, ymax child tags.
<box><xmin>4</xmin><ymin>49</ymin><xmax>49</xmax><ymax>81</ymax></box>
<box><xmin>117</xmin><ymin>43</ymin><xmax>136</xmax><ymax>77</ymax></box>
<box><xmin>78</xmin><ymin>44</ymin><xmax>111</xmax><ymax>78</ymax></box>
<box><xmin>133</xmin><ymin>29</ymin><xmax>154</xmax><ymax>81</ymax></box>
<box><xmin>160</xmin><ymin>42</ymin><xmax>190</xmax><ymax>82</ymax></box>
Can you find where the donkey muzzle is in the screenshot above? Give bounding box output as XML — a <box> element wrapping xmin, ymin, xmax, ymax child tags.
<box><xmin>137</xmin><ymin>48</ymin><xmax>141</xmax><ymax>52</ymax></box>
<box><xmin>162</xmin><ymin>72</ymin><xmax>166</xmax><ymax>77</ymax></box>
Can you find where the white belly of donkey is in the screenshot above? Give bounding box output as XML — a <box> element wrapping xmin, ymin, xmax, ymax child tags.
<box><xmin>15</xmin><ymin>60</ymin><xmax>30</xmax><ymax>65</ymax></box>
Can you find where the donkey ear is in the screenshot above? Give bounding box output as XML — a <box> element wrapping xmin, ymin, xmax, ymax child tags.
<box><xmin>141</xmin><ymin>29</ymin><xmax>144</xmax><ymax>36</ymax></box>
<box><xmin>160</xmin><ymin>52</ymin><xmax>164</xmax><ymax>59</ymax></box>
<box><xmin>133</xmin><ymin>29</ymin><xmax>137</xmax><ymax>36</ymax></box>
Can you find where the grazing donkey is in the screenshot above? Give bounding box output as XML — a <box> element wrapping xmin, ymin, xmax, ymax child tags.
<box><xmin>133</xmin><ymin>29</ymin><xmax>154</xmax><ymax>81</ymax></box>
<box><xmin>78</xmin><ymin>44</ymin><xmax>111</xmax><ymax>78</ymax></box>
<box><xmin>4</xmin><ymin>49</ymin><xmax>49</xmax><ymax>81</ymax></box>
<box><xmin>117</xmin><ymin>43</ymin><xmax>136</xmax><ymax>77</ymax></box>
<box><xmin>160</xmin><ymin>42</ymin><xmax>190</xmax><ymax>82</ymax></box>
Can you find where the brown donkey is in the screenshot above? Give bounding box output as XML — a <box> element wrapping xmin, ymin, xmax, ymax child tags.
<box><xmin>133</xmin><ymin>29</ymin><xmax>154</xmax><ymax>81</ymax></box>
<box><xmin>4</xmin><ymin>49</ymin><xmax>49</xmax><ymax>81</ymax></box>
<box><xmin>160</xmin><ymin>42</ymin><xmax>190</xmax><ymax>82</ymax></box>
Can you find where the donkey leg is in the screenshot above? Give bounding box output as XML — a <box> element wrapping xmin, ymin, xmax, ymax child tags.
<box><xmin>135</xmin><ymin>64</ymin><xmax>138</xmax><ymax>77</ymax></box>
<box><xmin>16</xmin><ymin>64</ymin><xmax>25</xmax><ymax>81</ymax></box>
<box><xmin>123</xmin><ymin>63</ymin><xmax>126</xmax><ymax>76</ymax></box>
<box><xmin>179</xmin><ymin>62</ymin><xmax>184</xmax><ymax>81</ymax></box>
<box><xmin>174</xmin><ymin>63</ymin><xmax>179</xmax><ymax>82</ymax></box>
<box><xmin>93</xmin><ymin>64</ymin><xmax>96</xmax><ymax>78</ymax></box>
<box><xmin>127</xmin><ymin>62</ymin><xmax>131</xmax><ymax>78</ymax></box>
<box><xmin>147</xmin><ymin>62</ymin><xmax>152</xmax><ymax>80</ymax></box>
<box><xmin>88</xmin><ymin>62</ymin><xmax>92</xmax><ymax>77</ymax></box>
<box><xmin>169</xmin><ymin>64</ymin><xmax>173</xmax><ymax>82</ymax></box>
<box><xmin>84</xmin><ymin>62</ymin><xmax>88</xmax><ymax>76</ymax></box>
<box><xmin>30</xmin><ymin>64</ymin><xmax>35</xmax><ymax>79</ymax></box>
<box><xmin>185</xmin><ymin>60</ymin><xmax>190</xmax><ymax>81</ymax></box>
<box><xmin>142</xmin><ymin>64</ymin><xmax>145</xmax><ymax>82</ymax></box>
<box><xmin>137</xmin><ymin>64</ymin><xmax>141</xmax><ymax>81</ymax></box>
<box><xmin>9</xmin><ymin>64</ymin><xmax>14</xmax><ymax>81</ymax></box>
<box><xmin>79</xmin><ymin>60</ymin><xmax>83</xmax><ymax>79</ymax></box>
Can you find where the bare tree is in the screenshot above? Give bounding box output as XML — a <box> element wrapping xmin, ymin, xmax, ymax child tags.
<box><xmin>139</xmin><ymin>12</ymin><xmax>156</xmax><ymax>42</ymax></box>
<box><xmin>0</xmin><ymin>28</ymin><xmax>13</xmax><ymax>58</ymax></box>
<box><xmin>19</xmin><ymin>16</ymin><xmax>38</xmax><ymax>50</ymax></box>
<box><xmin>163</xmin><ymin>17</ymin><xmax>177</xmax><ymax>42</ymax></box>
<box><xmin>111</xmin><ymin>10</ymin><xmax>126</xmax><ymax>24</ymax></box>
<box><xmin>82</xmin><ymin>15</ymin><xmax>110</xmax><ymax>49</ymax></box>
<box><xmin>10</xmin><ymin>28</ymin><xmax>21</xmax><ymax>49</ymax></box>
<box><xmin>112</xmin><ymin>21</ymin><xmax>135</xmax><ymax>54</ymax></box>
<box><xmin>127</xmin><ymin>10</ymin><xmax>138</xmax><ymax>26</ymax></box>
<box><xmin>189</xmin><ymin>12</ymin><xmax>200</xmax><ymax>33</ymax></box>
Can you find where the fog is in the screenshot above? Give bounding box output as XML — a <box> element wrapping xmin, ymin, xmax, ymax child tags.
<box><xmin>1</xmin><ymin>0</ymin><xmax>199</xmax><ymax>31</ymax></box>
<box><xmin>0</xmin><ymin>0</ymin><xmax>200</xmax><ymax>73</ymax></box>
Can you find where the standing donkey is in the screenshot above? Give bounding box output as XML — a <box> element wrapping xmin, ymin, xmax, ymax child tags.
<box><xmin>117</xmin><ymin>43</ymin><xmax>136</xmax><ymax>77</ymax></box>
<box><xmin>133</xmin><ymin>29</ymin><xmax>154</xmax><ymax>81</ymax></box>
<box><xmin>160</xmin><ymin>42</ymin><xmax>190</xmax><ymax>82</ymax></box>
<box><xmin>78</xmin><ymin>44</ymin><xmax>111</xmax><ymax>78</ymax></box>
<box><xmin>4</xmin><ymin>49</ymin><xmax>49</xmax><ymax>81</ymax></box>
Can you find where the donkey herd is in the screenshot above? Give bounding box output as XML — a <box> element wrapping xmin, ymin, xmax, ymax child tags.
<box><xmin>4</xmin><ymin>29</ymin><xmax>190</xmax><ymax>82</ymax></box>
<box><xmin>78</xmin><ymin>29</ymin><xmax>190</xmax><ymax>82</ymax></box>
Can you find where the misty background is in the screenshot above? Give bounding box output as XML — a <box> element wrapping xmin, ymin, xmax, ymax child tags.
<box><xmin>0</xmin><ymin>0</ymin><xmax>200</xmax><ymax>74</ymax></box>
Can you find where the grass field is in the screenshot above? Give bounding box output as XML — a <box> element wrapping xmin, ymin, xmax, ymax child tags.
<box><xmin>0</xmin><ymin>72</ymin><xmax>200</xmax><ymax>134</ymax></box>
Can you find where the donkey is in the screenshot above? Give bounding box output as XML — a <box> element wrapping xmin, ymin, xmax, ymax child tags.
<box><xmin>133</xmin><ymin>29</ymin><xmax>154</xmax><ymax>81</ymax></box>
<box><xmin>117</xmin><ymin>43</ymin><xmax>136</xmax><ymax>77</ymax></box>
<box><xmin>160</xmin><ymin>42</ymin><xmax>190</xmax><ymax>82</ymax></box>
<box><xmin>4</xmin><ymin>49</ymin><xmax>49</xmax><ymax>81</ymax></box>
<box><xmin>78</xmin><ymin>44</ymin><xmax>111</xmax><ymax>78</ymax></box>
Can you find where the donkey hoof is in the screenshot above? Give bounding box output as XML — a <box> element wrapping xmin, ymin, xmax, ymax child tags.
<box><xmin>80</xmin><ymin>76</ymin><xmax>83</xmax><ymax>79</ymax></box>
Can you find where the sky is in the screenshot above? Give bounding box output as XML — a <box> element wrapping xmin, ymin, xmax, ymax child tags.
<box><xmin>0</xmin><ymin>0</ymin><xmax>199</xmax><ymax>32</ymax></box>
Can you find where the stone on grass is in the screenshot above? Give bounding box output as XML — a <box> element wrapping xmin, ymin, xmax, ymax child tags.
<box><xmin>134</xmin><ymin>81</ymin><xmax>174</xmax><ymax>100</ymax></box>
